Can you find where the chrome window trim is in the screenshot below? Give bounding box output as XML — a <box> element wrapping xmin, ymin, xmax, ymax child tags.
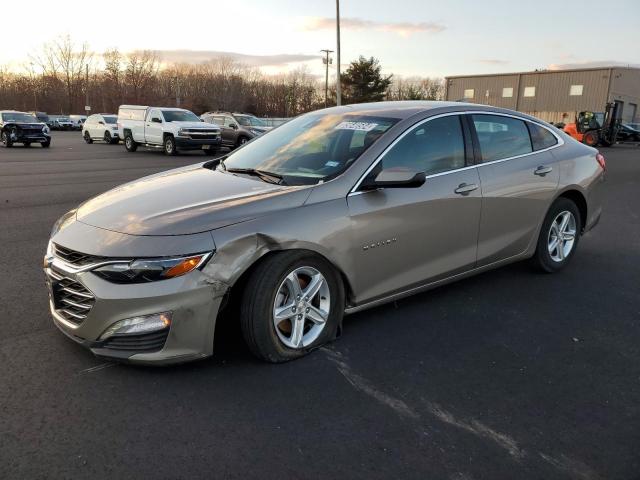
<box><xmin>348</xmin><ymin>110</ymin><xmax>564</xmax><ymax>196</ymax></box>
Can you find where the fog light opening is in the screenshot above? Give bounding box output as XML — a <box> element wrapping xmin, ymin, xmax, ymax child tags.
<box><xmin>99</xmin><ymin>312</ymin><xmax>172</xmax><ymax>341</ymax></box>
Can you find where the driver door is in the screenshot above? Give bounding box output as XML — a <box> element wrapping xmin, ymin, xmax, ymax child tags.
<box><xmin>347</xmin><ymin>114</ymin><xmax>482</xmax><ymax>303</ymax></box>
<box><xmin>145</xmin><ymin>109</ymin><xmax>163</xmax><ymax>145</ymax></box>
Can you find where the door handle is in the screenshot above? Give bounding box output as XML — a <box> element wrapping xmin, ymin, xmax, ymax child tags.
<box><xmin>454</xmin><ymin>183</ymin><xmax>479</xmax><ymax>195</ymax></box>
<box><xmin>534</xmin><ymin>165</ymin><xmax>553</xmax><ymax>176</ymax></box>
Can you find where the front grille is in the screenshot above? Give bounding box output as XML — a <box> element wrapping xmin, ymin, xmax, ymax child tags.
<box><xmin>102</xmin><ymin>330</ymin><xmax>169</xmax><ymax>352</ymax></box>
<box><xmin>53</xmin><ymin>244</ymin><xmax>106</xmax><ymax>267</ymax></box>
<box><xmin>189</xmin><ymin>134</ymin><xmax>219</xmax><ymax>140</ymax></box>
<box><xmin>48</xmin><ymin>269</ymin><xmax>95</xmax><ymax>325</ymax></box>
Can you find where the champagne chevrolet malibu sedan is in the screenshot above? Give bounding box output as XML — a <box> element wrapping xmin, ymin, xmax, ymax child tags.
<box><xmin>44</xmin><ymin>101</ymin><xmax>605</xmax><ymax>364</ymax></box>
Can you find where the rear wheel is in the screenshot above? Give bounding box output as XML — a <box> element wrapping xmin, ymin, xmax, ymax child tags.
<box><xmin>583</xmin><ymin>130</ymin><xmax>599</xmax><ymax>146</ymax></box>
<box><xmin>163</xmin><ymin>135</ymin><xmax>177</xmax><ymax>155</ymax></box>
<box><xmin>124</xmin><ymin>134</ymin><xmax>137</xmax><ymax>152</ymax></box>
<box><xmin>84</xmin><ymin>131</ymin><xmax>93</xmax><ymax>144</ymax></box>
<box><xmin>532</xmin><ymin>198</ymin><xmax>581</xmax><ymax>273</ymax></box>
<box><xmin>240</xmin><ymin>251</ymin><xmax>344</xmax><ymax>363</ymax></box>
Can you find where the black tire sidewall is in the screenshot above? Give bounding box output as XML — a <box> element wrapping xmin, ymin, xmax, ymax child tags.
<box><xmin>124</xmin><ymin>135</ymin><xmax>136</xmax><ymax>151</ymax></box>
<box><xmin>534</xmin><ymin>198</ymin><xmax>582</xmax><ymax>272</ymax></box>
<box><xmin>104</xmin><ymin>131</ymin><xmax>111</xmax><ymax>143</ymax></box>
<box><xmin>241</xmin><ymin>252</ymin><xmax>344</xmax><ymax>362</ymax></box>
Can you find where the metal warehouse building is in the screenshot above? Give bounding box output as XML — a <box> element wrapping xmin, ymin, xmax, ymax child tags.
<box><xmin>445</xmin><ymin>67</ymin><xmax>640</xmax><ymax>124</ymax></box>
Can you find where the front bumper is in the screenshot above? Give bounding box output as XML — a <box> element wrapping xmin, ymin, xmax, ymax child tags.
<box><xmin>13</xmin><ymin>133</ymin><xmax>50</xmax><ymax>143</ymax></box>
<box><xmin>44</xmin><ymin>256</ymin><xmax>225</xmax><ymax>365</ymax></box>
<box><xmin>175</xmin><ymin>135</ymin><xmax>222</xmax><ymax>150</ymax></box>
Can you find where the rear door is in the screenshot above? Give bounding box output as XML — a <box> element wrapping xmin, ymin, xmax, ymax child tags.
<box><xmin>471</xmin><ymin>114</ymin><xmax>560</xmax><ymax>266</ymax></box>
<box><xmin>347</xmin><ymin>114</ymin><xmax>482</xmax><ymax>303</ymax></box>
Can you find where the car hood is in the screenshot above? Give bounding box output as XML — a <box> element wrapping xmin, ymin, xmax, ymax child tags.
<box><xmin>76</xmin><ymin>164</ymin><xmax>312</xmax><ymax>236</ymax></box>
<box><xmin>4</xmin><ymin>122</ymin><xmax>45</xmax><ymax>128</ymax></box>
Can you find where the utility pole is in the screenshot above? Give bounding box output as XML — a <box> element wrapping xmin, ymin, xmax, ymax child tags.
<box><xmin>320</xmin><ymin>49</ymin><xmax>333</xmax><ymax>108</ymax></box>
<box><xmin>336</xmin><ymin>0</ymin><xmax>342</xmax><ymax>106</ymax></box>
<box><xmin>85</xmin><ymin>64</ymin><xmax>90</xmax><ymax>114</ymax></box>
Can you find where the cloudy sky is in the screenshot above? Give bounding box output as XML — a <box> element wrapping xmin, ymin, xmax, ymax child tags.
<box><xmin>2</xmin><ymin>0</ymin><xmax>639</xmax><ymax>78</ymax></box>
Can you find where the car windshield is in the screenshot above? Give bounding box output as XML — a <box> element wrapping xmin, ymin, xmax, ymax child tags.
<box><xmin>162</xmin><ymin>110</ymin><xmax>200</xmax><ymax>122</ymax></box>
<box><xmin>626</xmin><ymin>123</ymin><xmax>640</xmax><ymax>131</ymax></box>
<box><xmin>2</xmin><ymin>112</ymin><xmax>38</xmax><ymax>123</ymax></box>
<box><xmin>104</xmin><ymin>116</ymin><xmax>117</xmax><ymax>124</ymax></box>
<box><xmin>222</xmin><ymin>112</ymin><xmax>399</xmax><ymax>185</ymax></box>
<box><xmin>58</xmin><ymin>117</ymin><xmax>71</xmax><ymax>121</ymax></box>
<box><xmin>236</xmin><ymin>115</ymin><xmax>267</xmax><ymax>127</ymax></box>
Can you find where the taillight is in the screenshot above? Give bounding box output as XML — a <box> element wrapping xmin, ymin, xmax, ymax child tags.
<box><xmin>596</xmin><ymin>152</ymin><xmax>606</xmax><ymax>171</ymax></box>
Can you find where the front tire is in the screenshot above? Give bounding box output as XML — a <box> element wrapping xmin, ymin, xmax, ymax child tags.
<box><xmin>163</xmin><ymin>135</ymin><xmax>177</xmax><ymax>155</ymax></box>
<box><xmin>41</xmin><ymin>140</ymin><xmax>51</xmax><ymax>148</ymax></box>
<box><xmin>84</xmin><ymin>132</ymin><xmax>93</xmax><ymax>144</ymax></box>
<box><xmin>23</xmin><ymin>142</ymin><xmax>31</xmax><ymax>147</ymax></box>
<box><xmin>240</xmin><ymin>251</ymin><xmax>344</xmax><ymax>363</ymax></box>
<box><xmin>104</xmin><ymin>131</ymin><xmax>112</xmax><ymax>144</ymax></box>
<box><xmin>583</xmin><ymin>130</ymin><xmax>599</xmax><ymax>146</ymax></box>
<box><xmin>1</xmin><ymin>131</ymin><xmax>13</xmax><ymax>147</ymax></box>
<box><xmin>236</xmin><ymin>136</ymin><xmax>249</xmax><ymax>148</ymax></box>
<box><xmin>532</xmin><ymin>198</ymin><xmax>581</xmax><ymax>273</ymax></box>
<box><xmin>124</xmin><ymin>134</ymin><xmax>137</xmax><ymax>152</ymax></box>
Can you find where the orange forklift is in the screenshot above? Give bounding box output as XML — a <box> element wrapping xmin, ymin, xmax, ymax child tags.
<box><xmin>563</xmin><ymin>102</ymin><xmax>621</xmax><ymax>147</ymax></box>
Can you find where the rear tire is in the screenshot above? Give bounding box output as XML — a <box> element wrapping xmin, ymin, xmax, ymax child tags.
<box><xmin>240</xmin><ymin>251</ymin><xmax>344</xmax><ymax>363</ymax></box>
<box><xmin>124</xmin><ymin>134</ymin><xmax>137</xmax><ymax>152</ymax></box>
<box><xmin>163</xmin><ymin>135</ymin><xmax>177</xmax><ymax>155</ymax></box>
<box><xmin>532</xmin><ymin>198</ymin><xmax>582</xmax><ymax>273</ymax></box>
<box><xmin>1</xmin><ymin>131</ymin><xmax>13</xmax><ymax>147</ymax></box>
<box><xmin>84</xmin><ymin>132</ymin><xmax>93</xmax><ymax>144</ymax></box>
<box><xmin>583</xmin><ymin>130</ymin><xmax>599</xmax><ymax>147</ymax></box>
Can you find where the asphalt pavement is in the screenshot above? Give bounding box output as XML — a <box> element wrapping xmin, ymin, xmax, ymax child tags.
<box><xmin>1</xmin><ymin>132</ymin><xmax>639</xmax><ymax>479</ymax></box>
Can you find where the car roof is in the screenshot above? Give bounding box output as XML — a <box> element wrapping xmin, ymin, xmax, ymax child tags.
<box><xmin>319</xmin><ymin>101</ymin><xmax>477</xmax><ymax>119</ymax></box>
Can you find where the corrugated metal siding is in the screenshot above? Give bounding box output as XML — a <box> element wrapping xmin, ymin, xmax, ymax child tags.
<box><xmin>445</xmin><ymin>68</ymin><xmax>639</xmax><ymax>122</ymax></box>
<box><xmin>609</xmin><ymin>68</ymin><xmax>640</xmax><ymax>122</ymax></box>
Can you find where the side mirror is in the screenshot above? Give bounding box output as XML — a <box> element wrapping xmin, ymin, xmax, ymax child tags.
<box><xmin>229</xmin><ymin>122</ymin><xmax>238</xmax><ymax>129</ymax></box>
<box><xmin>151</xmin><ymin>117</ymin><xmax>162</xmax><ymax>123</ymax></box>
<box><xmin>361</xmin><ymin>168</ymin><xmax>426</xmax><ymax>190</ymax></box>
<box><xmin>98</xmin><ymin>121</ymin><xmax>104</xmax><ymax>125</ymax></box>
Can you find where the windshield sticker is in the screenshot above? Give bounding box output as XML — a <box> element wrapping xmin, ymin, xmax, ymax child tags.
<box><xmin>325</xmin><ymin>161</ymin><xmax>340</xmax><ymax>167</ymax></box>
<box><xmin>335</xmin><ymin>121</ymin><xmax>378</xmax><ymax>132</ymax></box>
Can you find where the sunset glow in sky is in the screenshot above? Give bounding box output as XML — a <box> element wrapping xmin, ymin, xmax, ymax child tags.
<box><xmin>3</xmin><ymin>0</ymin><xmax>639</xmax><ymax>79</ymax></box>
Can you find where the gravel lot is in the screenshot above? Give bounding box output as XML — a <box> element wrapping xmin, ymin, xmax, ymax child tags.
<box><xmin>1</xmin><ymin>131</ymin><xmax>639</xmax><ymax>479</ymax></box>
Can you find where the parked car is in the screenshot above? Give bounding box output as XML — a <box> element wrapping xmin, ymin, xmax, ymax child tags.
<box><xmin>44</xmin><ymin>101</ymin><xmax>604</xmax><ymax>365</ymax></box>
<box><xmin>201</xmin><ymin>111</ymin><xmax>271</xmax><ymax>149</ymax></box>
<box><xmin>83</xmin><ymin>114</ymin><xmax>120</xmax><ymax>144</ymax></box>
<box><xmin>29</xmin><ymin>111</ymin><xmax>53</xmax><ymax>128</ymax></box>
<box><xmin>118</xmin><ymin>105</ymin><xmax>222</xmax><ymax>155</ymax></box>
<box><xmin>1</xmin><ymin>110</ymin><xmax>51</xmax><ymax>148</ymax></box>
<box><xmin>51</xmin><ymin>115</ymin><xmax>74</xmax><ymax>130</ymax></box>
<box><xmin>617</xmin><ymin>123</ymin><xmax>640</xmax><ymax>142</ymax></box>
<box><xmin>70</xmin><ymin>115</ymin><xmax>87</xmax><ymax>130</ymax></box>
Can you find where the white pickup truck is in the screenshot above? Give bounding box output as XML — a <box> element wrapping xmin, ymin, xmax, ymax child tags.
<box><xmin>118</xmin><ymin>105</ymin><xmax>222</xmax><ymax>155</ymax></box>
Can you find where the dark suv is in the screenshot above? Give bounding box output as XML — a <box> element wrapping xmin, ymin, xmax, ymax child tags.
<box><xmin>200</xmin><ymin>112</ymin><xmax>271</xmax><ymax>149</ymax></box>
<box><xmin>1</xmin><ymin>110</ymin><xmax>51</xmax><ymax>148</ymax></box>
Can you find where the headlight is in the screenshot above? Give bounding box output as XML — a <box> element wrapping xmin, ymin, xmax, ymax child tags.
<box><xmin>43</xmin><ymin>126</ymin><xmax>50</xmax><ymax>134</ymax></box>
<box><xmin>178</xmin><ymin>128</ymin><xmax>188</xmax><ymax>136</ymax></box>
<box><xmin>93</xmin><ymin>252</ymin><xmax>213</xmax><ymax>283</ymax></box>
<box><xmin>249</xmin><ymin>129</ymin><xmax>262</xmax><ymax>136</ymax></box>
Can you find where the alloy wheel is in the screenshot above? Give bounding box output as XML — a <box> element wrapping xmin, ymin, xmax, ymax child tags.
<box><xmin>272</xmin><ymin>266</ymin><xmax>330</xmax><ymax>349</ymax></box>
<box><xmin>547</xmin><ymin>210</ymin><xmax>577</xmax><ymax>262</ymax></box>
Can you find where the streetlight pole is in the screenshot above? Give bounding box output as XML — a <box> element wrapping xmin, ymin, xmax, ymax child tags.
<box><xmin>336</xmin><ymin>0</ymin><xmax>342</xmax><ymax>106</ymax></box>
<box><xmin>320</xmin><ymin>49</ymin><xmax>333</xmax><ymax>108</ymax></box>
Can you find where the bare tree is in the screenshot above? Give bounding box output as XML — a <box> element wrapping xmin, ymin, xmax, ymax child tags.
<box><xmin>125</xmin><ymin>50</ymin><xmax>159</xmax><ymax>103</ymax></box>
